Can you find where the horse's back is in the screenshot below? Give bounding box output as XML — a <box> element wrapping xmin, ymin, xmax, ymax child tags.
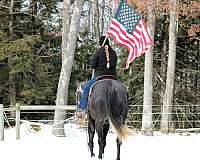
<box><xmin>93</xmin><ymin>79</ymin><xmax>126</xmax><ymax>92</ymax></box>
<box><xmin>92</xmin><ymin>79</ymin><xmax>127</xmax><ymax>100</ymax></box>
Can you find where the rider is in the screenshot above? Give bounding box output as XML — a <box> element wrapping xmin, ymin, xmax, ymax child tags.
<box><xmin>77</xmin><ymin>36</ymin><xmax>118</xmax><ymax>113</ymax></box>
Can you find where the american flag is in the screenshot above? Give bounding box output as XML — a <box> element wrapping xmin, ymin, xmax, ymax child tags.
<box><xmin>107</xmin><ymin>0</ymin><xmax>152</xmax><ymax>69</ymax></box>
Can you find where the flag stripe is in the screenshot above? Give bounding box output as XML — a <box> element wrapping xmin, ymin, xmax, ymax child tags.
<box><xmin>109</xmin><ymin>25</ymin><xmax>135</xmax><ymax>49</ymax></box>
<box><xmin>107</xmin><ymin>18</ymin><xmax>152</xmax><ymax>68</ymax></box>
<box><xmin>107</xmin><ymin>22</ymin><xmax>136</xmax><ymax>62</ymax></box>
<box><xmin>141</xmin><ymin>19</ymin><xmax>152</xmax><ymax>43</ymax></box>
<box><xmin>110</xmin><ymin>19</ymin><xmax>138</xmax><ymax>47</ymax></box>
<box><xmin>106</xmin><ymin>0</ymin><xmax>152</xmax><ymax>69</ymax></box>
<box><xmin>108</xmin><ymin>19</ymin><xmax>139</xmax><ymax>56</ymax></box>
<box><xmin>107</xmin><ymin>29</ymin><xmax>133</xmax><ymax>54</ymax></box>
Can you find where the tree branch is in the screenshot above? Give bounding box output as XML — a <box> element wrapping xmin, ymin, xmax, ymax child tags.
<box><xmin>0</xmin><ymin>4</ymin><xmax>10</xmax><ymax>9</ymax></box>
<box><xmin>156</xmin><ymin>73</ymin><xmax>165</xmax><ymax>85</ymax></box>
<box><xmin>0</xmin><ymin>10</ymin><xmax>7</xmax><ymax>14</ymax></box>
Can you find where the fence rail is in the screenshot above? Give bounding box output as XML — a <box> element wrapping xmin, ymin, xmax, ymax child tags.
<box><xmin>0</xmin><ymin>104</ymin><xmax>200</xmax><ymax>141</ymax></box>
<box><xmin>15</xmin><ymin>104</ymin><xmax>76</xmax><ymax>140</ymax></box>
<box><xmin>0</xmin><ymin>104</ymin><xmax>4</xmax><ymax>141</ymax></box>
<box><xmin>19</xmin><ymin>105</ymin><xmax>76</xmax><ymax>110</ymax></box>
<box><xmin>0</xmin><ymin>104</ymin><xmax>76</xmax><ymax>140</ymax></box>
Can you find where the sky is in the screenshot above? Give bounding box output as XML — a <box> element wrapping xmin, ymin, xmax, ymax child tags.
<box><xmin>0</xmin><ymin>122</ymin><xmax>200</xmax><ymax>160</ymax></box>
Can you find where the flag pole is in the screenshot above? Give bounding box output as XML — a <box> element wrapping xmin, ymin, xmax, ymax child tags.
<box><xmin>101</xmin><ymin>35</ymin><xmax>108</xmax><ymax>47</ymax></box>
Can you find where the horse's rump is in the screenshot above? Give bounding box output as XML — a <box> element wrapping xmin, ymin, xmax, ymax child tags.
<box><xmin>88</xmin><ymin>79</ymin><xmax>131</xmax><ymax>140</ymax></box>
<box><xmin>88</xmin><ymin>80</ymin><xmax>127</xmax><ymax>116</ymax></box>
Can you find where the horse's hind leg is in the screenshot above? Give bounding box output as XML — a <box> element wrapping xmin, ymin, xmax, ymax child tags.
<box><xmin>116</xmin><ymin>137</ymin><xmax>122</xmax><ymax>160</ymax></box>
<box><xmin>116</xmin><ymin>114</ymin><xmax>126</xmax><ymax>160</ymax></box>
<box><xmin>96</xmin><ymin>121</ymin><xmax>105</xmax><ymax>159</ymax></box>
<box><xmin>102</xmin><ymin>120</ymin><xmax>109</xmax><ymax>154</ymax></box>
<box><xmin>88</xmin><ymin>114</ymin><xmax>95</xmax><ymax>157</ymax></box>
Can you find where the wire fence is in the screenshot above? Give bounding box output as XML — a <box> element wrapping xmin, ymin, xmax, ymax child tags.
<box><xmin>0</xmin><ymin>104</ymin><xmax>200</xmax><ymax>140</ymax></box>
<box><xmin>127</xmin><ymin>104</ymin><xmax>200</xmax><ymax>131</ymax></box>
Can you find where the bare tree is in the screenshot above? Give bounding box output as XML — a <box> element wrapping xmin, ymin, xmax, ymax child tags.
<box><xmin>99</xmin><ymin>0</ymin><xmax>105</xmax><ymax>35</ymax></box>
<box><xmin>160</xmin><ymin>38</ymin><xmax>167</xmax><ymax>104</ymax></box>
<box><xmin>161</xmin><ymin>0</ymin><xmax>178</xmax><ymax>133</ymax></box>
<box><xmin>141</xmin><ymin>4</ymin><xmax>155</xmax><ymax>136</ymax></box>
<box><xmin>53</xmin><ymin>0</ymin><xmax>85</xmax><ymax>137</ymax></box>
<box><xmin>8</xmin><ymin>0</ymin><xmax>16</xmax><ymax>118</ymax></box>
<box><xmin>94</xmin><ymin>0</ymin><xmax>100</xmax><ymax>43</ymax></box>
<box><xmin>87</xmin><ymin>1</ymin><xmax>92</xmax><ymax>36</ymax></box>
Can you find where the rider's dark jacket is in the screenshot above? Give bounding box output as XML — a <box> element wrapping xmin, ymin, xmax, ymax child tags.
<box><xmin>91</xmin><ymin>46</ymin><xmax>117</xmax><ymax>77</ymax></box>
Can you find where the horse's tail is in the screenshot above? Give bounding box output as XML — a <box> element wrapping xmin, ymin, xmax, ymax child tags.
<box><xmin>106</xmin><ymin>86</ymin><xmax>132</xmax><ymax>141</ymax></box>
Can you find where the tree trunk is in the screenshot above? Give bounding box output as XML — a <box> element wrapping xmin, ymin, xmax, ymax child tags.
<box><xmin>161</xmin><ymin>0</ymin><xmax>178</xmax><ymax>133</ymax></box>
<box><xmin>194</xmin><ymin>45</ymin><xmax>200</xmax><ymax>127</ymax></box>
<box><xmin>53</xmin><ymin>0</ymin><xmax>85</xmax><ymax>137</ymax></box>
<box><xmin>100</xmin><ymin>0</ymin><xmax>105</xmax><ymax>35</ymax></box>
<box><xmin>141</xmin><ymin>4</ymin><xmax>155</xmax><ymax>136</ymax></box>
<box><xmin>8</xmin><ymin>0</ymin><xmax>16</xmax><ymax>118</ymax></box>
<box><xmin>94</xmin><ymin>0</ymin><xmax>100</xmax><ymax>43</ymax></box>
<box><xmin>101</xmin><ymin>0</ymin><xmax>113</xmax><ymax>35</ymax></box>
<box><xmin>31</xmin><ymin>0</ymin><xmax>37</xmax><ymax>104</ymax></box>
<box><xmin>52</xmin><ymin>0</ymin><xmax>70</xmax><ymax>137</ymax></box>
<box><xmin>61</xmin><ymin>0</ymin><xmax>70</xmax><ymax>62</ymax></box>
<box><xmin>160</xmin><ymin>39</ymin><xmax>167</xmax><ymax>104</ymax></box>
<box><xmin>197</xmin><ymin>46</ymin><xmax>200</xmax><ymax>127</ymax></box>
<box><xmin>87</xmin><ymin>1</ymin><xmax>92</xmax><ymax>36</ymax></box>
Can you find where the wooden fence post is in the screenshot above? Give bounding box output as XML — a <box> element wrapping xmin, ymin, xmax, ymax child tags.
<box><xmin>0</xmin><ymin>104</ymin><xmax>4</xmax><ymax>141</ymax></box>
<box><xmin>16</xmin><ymin>103</ymin><xmax>20</xmax><ymax>140</ymax></box>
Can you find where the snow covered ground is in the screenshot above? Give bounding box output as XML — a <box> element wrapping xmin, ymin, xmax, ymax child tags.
<box><xmin>0</xmin><ymin>122</ymin><xmax>200</xmax><ymax>160</ymax></box>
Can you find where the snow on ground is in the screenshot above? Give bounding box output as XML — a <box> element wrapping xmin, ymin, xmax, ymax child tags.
<box><xmin>0</xmin><ymin>122</ymin><xmax>200</xmax><ymax>160</ymax></box>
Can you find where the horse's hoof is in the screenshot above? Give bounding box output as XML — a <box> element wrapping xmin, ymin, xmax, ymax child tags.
<box><xmin>98</xmin><ymin>155</ymin><xmax>102</xmax><ymax>159</ymax></box>
<box><xmin>91</xmin><ymin>153</ymin><xmax>95</xmax><ymax>157</ymax></box>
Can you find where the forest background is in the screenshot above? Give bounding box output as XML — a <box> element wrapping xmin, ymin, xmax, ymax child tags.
<box><xmin>0</xmin><ymin>0</ymin><xmax>199</xmax><ymax>135</ymax></box>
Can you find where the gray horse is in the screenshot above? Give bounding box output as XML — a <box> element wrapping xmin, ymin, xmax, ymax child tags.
<box><xmin>87</xmin><ymin>79</ymin><xmax>131</xmax><ymax>160</ymax></box>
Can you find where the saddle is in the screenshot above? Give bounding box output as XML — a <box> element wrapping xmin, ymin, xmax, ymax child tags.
<box><xmin>88</xmin><ymin>75</ymin><xmax>118</xmax><ymax>101</ymax></box>
<box><xmin>96</xmin><ymin>75</ymin><xmax>117</xmax><ymax>81</ymax></box>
